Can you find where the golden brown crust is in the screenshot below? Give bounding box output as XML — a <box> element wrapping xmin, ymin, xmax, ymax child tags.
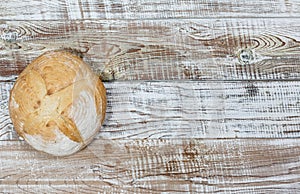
<box><xmin>95</xmin><ymin>78</ymin><xmax>107</xmax><ymax>124</ymax></box>
<box><xmin>9</xmin><ymin>50</ymin><xmax>106</xmax><ymax>155</ymax></box>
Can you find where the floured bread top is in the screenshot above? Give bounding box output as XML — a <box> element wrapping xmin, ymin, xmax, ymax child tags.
<box><xmin>9</xmin><ymin>50</ymin><xmax>106</xmax><ymax>156</ymax></box>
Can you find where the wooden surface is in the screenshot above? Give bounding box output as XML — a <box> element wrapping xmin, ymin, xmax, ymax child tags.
<box><xmin>0</xmin><ymin>0</ymin><xmax>300</xmax><ymax>193</ymax></box>
<box><xmin>1</xmin><ymin>19</ymin><xmax>300</xmax><ymax>80</ymax></box>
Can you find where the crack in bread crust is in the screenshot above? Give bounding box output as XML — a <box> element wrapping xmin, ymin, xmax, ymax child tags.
<box><xmin>9</xmin><ymin>50</ymin><xmax>107</xmax><ymax>156</ymax></box>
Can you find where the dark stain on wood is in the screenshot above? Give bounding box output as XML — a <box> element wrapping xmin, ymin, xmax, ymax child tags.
<box><xmin>245</xmin><ymin>82</ymin><xmax>259</xmax><ymax>97</ymax></box>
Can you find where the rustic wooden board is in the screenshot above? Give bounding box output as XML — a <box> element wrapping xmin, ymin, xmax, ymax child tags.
<box><xmin>1</xmin><ymin>0</ymin><xmax>300</xmax><ymax>20</ymax></box>
<box><xmin>1</xmin><ymin>0</ymin><xmax>300</xmax><ymax>193</ymax></box>
<box><xmin>0</xmin><ymin>19</ymin><xmax>300</xmax><ymax>80</ymax></box>
<box><xmin>0</xmin><ymin>138</ymin><xmax>299</xmax><ymax>193</ymax></box>
<box><xmin>2</xmin><ymin>78</ymin><xmax>300</xmax><ymax>141</ymax></box>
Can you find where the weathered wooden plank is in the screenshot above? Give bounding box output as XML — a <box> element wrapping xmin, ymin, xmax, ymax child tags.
<box><xmin>2</xmin><ymin>78</ymin><xmax>300</xmax><ymax>140</ymax></box>
<box><xmin>1</xmin><ymin>0</ymin><xmax>300</xmax><ymax>20</ymax></box>
<box><xmin>0</xmin><ymin>138</ymin><xmax>299</xmax><ymax>193</ymax></box>
<box><xmin>0</xmin><ymin>19</ymin><xmax>300</xmax><ymax>80</ymax></box>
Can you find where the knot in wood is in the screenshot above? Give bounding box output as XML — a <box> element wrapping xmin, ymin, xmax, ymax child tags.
<box><xmin>1</xmin><ymin>30</ymin><xmax>18</xmax><ymax>43</ymax></box>
<box><xmin>238</xmin><ymin>49</ymin><xmax>254</xmax><ymax>65</ymax></box>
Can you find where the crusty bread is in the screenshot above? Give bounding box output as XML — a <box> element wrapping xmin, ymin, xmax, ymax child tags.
<box><xmin>9</xmin><ymin>50</ymin><xmax>106</xmax><ymax>156</ymax></box>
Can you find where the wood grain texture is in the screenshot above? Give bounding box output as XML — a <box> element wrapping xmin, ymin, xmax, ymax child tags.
<box><xmin>1</xmin><ymin>0</ymin><xmax>300</xmax><ymax>20</ymax></box>
<box><xmin>0</xmin><ymin>138</ymin><xmax>299</xmax><ymax>193</ymax></box>
<box><xmin>1</xmin><ymin>0</ymin><xmax>300</xmax><ymax>193</ymax></box>
<box><xmin>2</xmin><ymin>78</ymin><xmax>300</xmax><ymax>140</ymax></box>
<box><xmin>0</xmin><ymin>19</ymin><xmax>300</xmax><ymax>80</ymax></box>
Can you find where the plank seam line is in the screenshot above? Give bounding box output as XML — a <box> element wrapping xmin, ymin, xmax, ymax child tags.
<box><xmin>1</xmin><ymin>16</ymin><xmax>300</xmax><ymax>22</ymax></box>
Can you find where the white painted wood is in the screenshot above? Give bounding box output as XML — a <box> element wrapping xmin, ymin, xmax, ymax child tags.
<box><xmin>0</xmin><ymin>0</ymin><xmax>299</xmax><ymax>192</ymax></box>
<box><xmin>0</xmin><ymin>0</ymin><xmax>299</xmax><ymax>20</ymax></box>
<box><xmin>0</xmin><ymin>19</ymin><xmax>300</xmax><ymax>80</ymax></box>
<box><xmin>0</xmin><ymin>138</ymin><xmax>299</xmax><ymax>193</ymax></box>
<box><xmin>2</xmin><ymin>79</ymin><xmax>300</xmax><ymax>140</ymax></box>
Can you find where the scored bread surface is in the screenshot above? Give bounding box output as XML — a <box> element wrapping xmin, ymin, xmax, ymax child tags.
<box><xmin>9</xmin><ymin>51</ymin><xmax>106</xmax><ymax>156</ymax></box>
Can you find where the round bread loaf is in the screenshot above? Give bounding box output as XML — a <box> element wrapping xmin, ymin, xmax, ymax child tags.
<box><xmin>9</xmin><ymin>50</ymin><xmax>106</xmax><ymax>156</ymax></box>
